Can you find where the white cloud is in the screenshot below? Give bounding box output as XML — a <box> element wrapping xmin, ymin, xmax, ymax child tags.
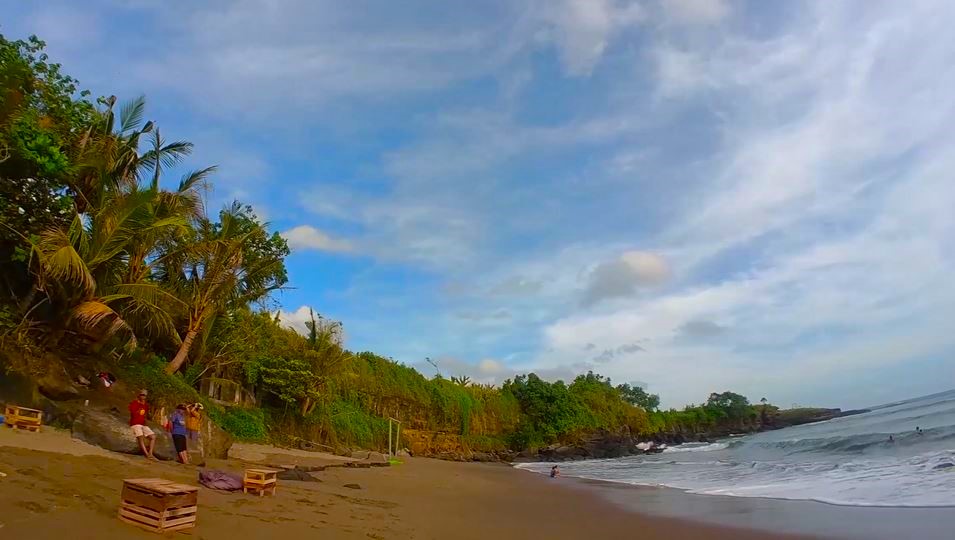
<box><xmin>522</xmin><ymin>1</ymin><xmax>955</xmax><ymax>407</ymax></box>
<box><xmin>412</xmin><ymin>356</ymin><xmax>515</xmax><ymax>385</ymax></box>
<box><xmin>277</xmin><ymin>305</ymin><xmax>347</xmax><ymax>345</ymax></box>
<box><xmin>659</xmin><ymin>0</ymin><xmax>730</xmax><ymax>25</ymax></box>
<box><xmin>282</xmin><ymin>225</ymin><xmax>354</xmax><ymax>253</ymax></box>
<box><xmin>542</xmin><ymin>0</ymin><xmax>645</xmax><ymax>75</ymax></box>
<box><xmin>583</xmin><ymin>250</ymin><xmax>670</xmax><ymax>305</ymax></box>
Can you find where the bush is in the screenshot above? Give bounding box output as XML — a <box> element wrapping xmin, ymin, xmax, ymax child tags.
<box><xmin>119</xmin><ymin>352</ymin><xmax>200</xmax><ymax>408</ymax></box>
<box><xmin>206</xmin><ymin>406</ymin><xmax>268</xmax><ymax>442</ymax></box>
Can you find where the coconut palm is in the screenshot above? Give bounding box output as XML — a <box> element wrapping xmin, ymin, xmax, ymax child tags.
<box><xmin>70</xmin><ymin>96</ymin><xmax>193</xmax><ymax>213</ymax></box>
<box><xmin>162</xmin><ymin>202</ymin><xmax>288</xmax><ymax>374</ymax></box>
<box><xmin>26</xmin><ymin>187</ymin><xmax>188</xmax><ymax>346</ymax></box>
<box><xmin>18</xmin><ymin>96</ymin><xmax>210</xmax><ymax>349</ymax></box>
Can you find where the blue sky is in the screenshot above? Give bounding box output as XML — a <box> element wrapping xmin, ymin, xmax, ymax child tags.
<box><xmin>6</xmin><ymin>0</ymin><xmax>955</xmax><ymax>409</ymax></box>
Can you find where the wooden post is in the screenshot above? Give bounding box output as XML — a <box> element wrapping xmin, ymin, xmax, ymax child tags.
<box><xmin>388</xmin><ymin>419</ymin><xmax>393</xmax><ymax>457</ymax></box>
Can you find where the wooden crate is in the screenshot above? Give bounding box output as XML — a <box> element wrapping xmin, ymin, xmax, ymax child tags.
<box><xmin>243</xmin><ymin>468</ymin><xmax>278</xmax><ymax>497</ymax></box>
<box><xmin>118</xmin><ymin>478</ymin><xmax>199</xmax><ymax>533</ymax></box>
<box><xmin>4</xmin><ymin>405</ymin><xmax>42</xmax><ymax>432</ymax></box>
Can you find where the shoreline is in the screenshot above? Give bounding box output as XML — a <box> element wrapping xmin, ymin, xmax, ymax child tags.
<box><xmin>0</xmin><ymin>427</ymin><xmax>809</xmax><ymax>539</ymax></box>
<box><xmin>3</xmin><ymin>427</ymin><xmax>953</xmax><ymax>540</ymax></box>
<box><xmin>515</xmin><ymin>466</ymin><xmax>955</xmax><ymax>540</ymax></box>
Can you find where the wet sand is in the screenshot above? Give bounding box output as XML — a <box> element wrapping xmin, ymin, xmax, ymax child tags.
<box><xmin>567</xmin><ymin>475</ymin><xmax>955</xmax><ymax>540</ymax></box>
<box><xmin>0</xmin><ymin>427</ymin><xmax>816</xmax><ymax>539</ymax></box>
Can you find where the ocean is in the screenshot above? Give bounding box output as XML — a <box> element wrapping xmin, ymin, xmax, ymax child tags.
<box><xmin>516</xmin><ymin>389</ymin><xmax>955</xmax><ymax>508</ymax></box>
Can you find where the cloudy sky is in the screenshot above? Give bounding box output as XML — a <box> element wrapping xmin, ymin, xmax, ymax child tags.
<box><xmin>7</xmin><ymin>0</ymin><xmax>955</xmax><ymax>408</ymax></box>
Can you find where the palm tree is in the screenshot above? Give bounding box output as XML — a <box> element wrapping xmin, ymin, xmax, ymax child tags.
<box><xmin>18</xmin><ymin>96</ymin><xmax>208</xmax><ymax>350</ymax></box>
<box><xmin>26</xmin><ymin>187</ymin><xmax>187</xmax><ymax>346</ymax></box>
<box><xmin>299</xmin><ymin>324</ymin><xmax>353</xmax><ymax>415</ymax></box>
<box><xmin>162</xmin><ymin>203</ymin><xmax>287</xmax><ymax>374</ymax></box>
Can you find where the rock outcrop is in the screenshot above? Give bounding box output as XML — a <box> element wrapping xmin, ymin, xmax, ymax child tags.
<box><xmin>71</xmin><ymin>408</ymin><xmax>177</xmax><ymax>460</ymax></box>
<box><xmin>199</xmin><ymin>415</ymin><xmax>234</xmax><ymax>459</ymax></box>
<box><xmin>401</xmin><ymin>429</ymin><xmax>473</xmax><ymax>461</ymax></box>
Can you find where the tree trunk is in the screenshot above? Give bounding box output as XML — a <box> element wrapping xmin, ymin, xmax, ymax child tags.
<box><xmin>166</xmin><ymin>329</ymin><xmax>198</xmax><ymax>374</ymax></box>
<box><xmin>300</xmin><ymin>397</ymin><xmax>312</xmax><ymax>417</ymax></box>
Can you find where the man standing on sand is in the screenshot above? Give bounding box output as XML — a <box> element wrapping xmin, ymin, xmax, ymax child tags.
<box><xmin>185</xmin><ymin>402</ymin><xmax>203</xmax><ymax>441</ymax></box>
<box><xmin>129</xmin><ymin>390</ymin><xmax>157</xmax><ymax>461</ymax></box>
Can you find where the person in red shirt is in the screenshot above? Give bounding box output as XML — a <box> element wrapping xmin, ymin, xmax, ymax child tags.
<box><xmin>129</xmin><ymin>389</ymin><xmax>157</xmax><ymax>460</ymax></box>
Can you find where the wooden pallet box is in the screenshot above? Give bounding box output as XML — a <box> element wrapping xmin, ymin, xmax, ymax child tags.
<box><xmin>118</xmin><ymin>478</ymin><xmax>199</xmax><ymax>533</ymax></box>
<box><xmin>3</xmin><ymin>405</ymin><xmax>42</xmax><ymax>432</ymax></box>
<box><xmin>243</xmin><ymin>468</ymin><xmax>278</xmax><ymax>496</ymax></box>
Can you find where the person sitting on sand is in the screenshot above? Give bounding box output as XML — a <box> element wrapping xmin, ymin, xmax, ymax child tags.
<box><xmin>550</xmin><ymin>465</ymin><xmax>561</xmax><ymax>478</ymax></box>
<box><xmin>171</xmin><ymin>404</ymin><xmax>190</xmax><ymax>464</ymax></box>
<box><xmin>129</xmin><ymin>389</ymin><xmax>157</xmax><ymax>461</ymax></box>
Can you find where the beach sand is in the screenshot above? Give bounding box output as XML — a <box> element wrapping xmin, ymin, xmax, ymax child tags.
<box><xmin>0</xmin><ymin>427</ymin><xmax>814</xmax><ymax>539</ymax></box>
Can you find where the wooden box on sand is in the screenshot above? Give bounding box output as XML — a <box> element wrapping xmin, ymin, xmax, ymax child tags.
<box><xmin>118</xmin><ymin>478</ymin><xmax>199</xmax><ymax>533</ymax></box>
<box><xmin>243</xmin><ymin>468</ymin><xmax>279</xmax><ymax>496</ymax></box>
<box><xmin>3</xmin><ymin>405</ymin><xmax>42</xmax><ymax>432</ymax></box>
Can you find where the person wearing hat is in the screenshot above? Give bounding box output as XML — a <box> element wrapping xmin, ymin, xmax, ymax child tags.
<box><xmin>185</xmin><ymin>402</ymin><xmax>203</xmax><ymax>441</ymax></box>
<box><xmin>129</xmin><ymin>389</ymin><xmax>158</xmax><ymax>461</ymax></box>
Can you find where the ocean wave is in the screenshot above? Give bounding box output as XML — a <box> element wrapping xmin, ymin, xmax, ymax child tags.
<box><xmin>517</xmin><ymin>449</ymin><xmax>955</xmax><ymax>507</ymax></box>
<box><xmin>729</xmin><ymin>425</ymin><xmax>955</xmax><ymax>454</ymax></box>
<box><xmin>663</xmin><ymin>442</ymin><xmax>729</xmax><ymax>453</ymax></box>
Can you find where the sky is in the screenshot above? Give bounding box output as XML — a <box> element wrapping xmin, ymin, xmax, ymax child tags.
<box><xmin>5</xmin><ymin>0</ymin><xmax>955</xmax><ymax>409</ymax></box>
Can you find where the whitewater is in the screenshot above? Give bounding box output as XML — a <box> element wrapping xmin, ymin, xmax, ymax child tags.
<box><xmin>517</xmin><ymin>390</ymin><xmax>955</xmax><ymax>507</ymax></box>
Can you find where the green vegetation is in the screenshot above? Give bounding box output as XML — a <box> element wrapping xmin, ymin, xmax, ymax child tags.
<box><xmin>0</xmin><ymin>34</ymin><xmax>775</xmax><ymax>453</ymax></box>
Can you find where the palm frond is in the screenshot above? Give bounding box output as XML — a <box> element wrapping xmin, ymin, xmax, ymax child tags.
<box><xmin>179</xmin><ymin>166</ymin><xmax>217</xmax><ymax>194</ymax></box>
<box><xmin>119</xmin><ymin>95</ymin><xmax>146</xmax><ymax>134</ymax></box>
<box><xmin>158</xmin><ymin>140</ymin><xmax>193</xmax><ymax>169</ymax></box>
<box><xmin>36</xmin><ymin>228</ymin><xmax>95</xmax><ymax>295</ymax></box>
<box><xmin>72</xmin><ymin>300</ymin><xmax>122</xmax><ymax>329</ymax></box>
<box><xmin>113</xmin><ymin>282</ymin><xmax>188</xmax><ymax>310</ymax></box>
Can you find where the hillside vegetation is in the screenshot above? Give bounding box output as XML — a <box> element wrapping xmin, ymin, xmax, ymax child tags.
<box><xmin>0</xmin><ymin>34</ymin><xmax>782</xmax><ymax>456</ymax></box>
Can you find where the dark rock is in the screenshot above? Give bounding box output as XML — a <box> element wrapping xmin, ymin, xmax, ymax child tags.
<box><xmin>36</xmin><ymin>366</ymin><xmax>82</xmax><ymax>401</ymax></box>
<box><xmin>72</xmin><ymin>408</ymin><xmax>176</xmax><ymax>460</ymax></box>
<box><xmin>471</xmin><ymin>452</ymin><xmax>497</xmax><ymax>462</ymax></box>
<box><xmin>367</xmin><ymin>451</ymin><xmax>388</xmax><ymax>463</ymax></box>
<box><xmin>277</xmin><ymin>469</ymin><xmax>320</xmax><ymax>482</ymax></box>
<box><xmin>933</xmin><ymin>462</ymin><xmax>955</xmax><ymax>470</ymax></box>
<box><xmin>199</xmin><ymin>415</ymin><xmax>233</xmax><ymax>459</ymax></box>
<box><xmin>343</xmin><ymin>483</ymin><xmax>362</xmax><ymax>490</ymax></box>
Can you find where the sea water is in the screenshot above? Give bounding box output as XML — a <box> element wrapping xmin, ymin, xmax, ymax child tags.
<box><xmin>517</xmin><ymin>389</ymin><xmax>955</xmax><ymax>507</ymax></box>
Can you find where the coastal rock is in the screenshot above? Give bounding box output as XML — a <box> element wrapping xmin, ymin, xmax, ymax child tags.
<box><xmin>343</xmin><ymin>483</ymin><xmax>362</xmax><ymax>490</ymax></box>
<box><xmin>36</xmin><ymin>366</ymin><xmax>82</xmax><ymax>402</ymax></box>
<box><xmin>367</xmin><ymin>451</ymin><xmax>388</xmax><ymax>463</ymax></box>
<box><xmin>201</xmin><ymin>415</ymin><xmax>234</xmax><ymax>459</ymax></box>
<box><xmin>932</xmin><ymin>462</ymin><xmax>954</xmax><ymax>470</ymax></box>
<box><xmin>401</xmin><ymin>429</ymin><xmax>473</xmax><ymax>461</ymax></box>
<box><xmin>471</xmin><ymin>452</ymin><xmax>497</xmax><ymax>462</ymax></box>
<box><xmin>71</xmin><ymin>408</ymin><xmax>176</xmax><ymax>460</ymax></box>
<box><xmin>350</xmin><ymin>450</ymin><xmax>389</xmax><ymax>463</ymax></box>
<box><xmin>277</xmin><ymin>469</ymin><xmax>320</xmax><ymax>482</ymax></box>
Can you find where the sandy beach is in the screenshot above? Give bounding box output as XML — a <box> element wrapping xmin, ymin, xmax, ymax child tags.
<box><xmin>0</xmin><ymin>427</ymin><xmax>816</xmax><ymax>540</ymax></box>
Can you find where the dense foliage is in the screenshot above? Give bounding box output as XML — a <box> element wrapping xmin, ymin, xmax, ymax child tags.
<box><xmin>0</xmin><ymin>34</ymin><xmax>773</xmax><ymax>450</ymax></box>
